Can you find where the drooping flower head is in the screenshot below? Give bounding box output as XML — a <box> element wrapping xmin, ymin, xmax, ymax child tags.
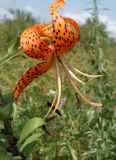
<box><xmin>13</xmin><ymin>0</ymin><xmax>102</xmax><ymax>117</ymax></box>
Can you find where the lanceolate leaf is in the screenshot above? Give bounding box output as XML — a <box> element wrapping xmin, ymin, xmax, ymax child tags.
<box><xmin>21</xmin><ymin>141</ymin><xmax>37</xmax><ymax>157</ymax></box>
<box><xmin>7</xmin><ymin>37</ymin><xmax>20</xmax><ymax>56</ymax></box>
<box><xmin>0</xmin><ymin>37</ymin><xmax>26</xmax><ymax>66</ymax></box>
<box><xmin>0</xmin><ymin>140</ymin><xmax>8</xmax><ymax>150</ymax></box>
<box><xmin>20</xmin><ymin>133</ymin><xmax>42</xmax><ymax>151</ymax></box>
<box><xmin>19</xmin><ymin>117</ymin><xmax>45</xmax><ymax>144</ymax></box>
<box><xmin>0</xmin><ymin>37</ymin><xmax>20</xmax><ymax>66</ymax></box>
<box><xmin>3</xmin><ymin>92</ymin><xmax>14</xmax><ymax>105</ymax></box>
<box><xmin>12</xmin><ymin>103</ymin><xmax>17</xmax><ymax>119</ymax></box>
<box><xmin>0</xmin><ymin>92</ymin><xmax>14</xmax><ymax>120</ymax></box>
<box><xmin>0</xmin><ymin>104</ymin><xmax>13</xmax><ymax>120</ymax></box>
<box><xmin>67</xmin><ymin>142</ymin><xmax>78</xmax><ymax>160</ymax></box>
<box><xmin>0</xmin><ymin>150</ymin><xmax>14</xmax><ymax>160</ymax></box>
<box><xmin>0</xmin><ymin>120</ymin><xmax>4</xmax><ymax>128</ymax></box>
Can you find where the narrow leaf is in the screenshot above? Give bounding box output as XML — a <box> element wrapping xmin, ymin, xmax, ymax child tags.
<box><xmin>8</xmin><ymin>37</ymin><xmax>20</xmax><ymax>55</ymax></box>
<box><xmin>3</xmin><ymin>92</ymin><xmax>14</xmax><ymax>105</ymax></box>
<box><xmin>21</xmin><ymin>141</ymin><xmax>37</xmax><ymax>157</ymax></box>
<box><xmin>0</xmin><ymin>104</ymin><xmax>13</xmax><ymax>120</ymax></box>
<box><xmin>19</xmin><ymin>117</ymin><xmax>45</xmax><ymax>144</ymax></box>
<box><xmin>12</xmin><ymin>103</ymin><xmax>17</xmax><ymax>119</ymax></box>
<box><xmin>20</xmin><ymin>133</ymin><xmax>42</xmax><ymax>151</ymax></box>
<box><xmin>0</xmin><ymin>140</ymin><xmax>8</xmax><ymax>150</ymax></box>
<box><xmin>0</xmin><ymin>37</ymin><xmax>23</xmax><ymax>66</ymax></box>
<box><xmin>0</xmin><ymin>150</ymin><xmax>14</xmax><ymax>160</ymax></box>
<box><xmin>67</xmin><ymin>142</ymin><xmax>78</xmax><ymax>160</ymax></box>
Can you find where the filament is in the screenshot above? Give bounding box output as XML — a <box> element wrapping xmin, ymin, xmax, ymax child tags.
<box><xmin>59</xmin><ymin>55</ymin><xmax>103</xmax><ymax>108</ymax></box>
<box><xmin>62</xmin><ymin>55</ymin><xmax>103</xmax><ymax>78</ymax></box>
<box><xmin>45</xmin><ymin>54</ymin><xmax>61</xmax><ymax>118</ymax></box>
<box><xmin>59</xmin><ymin>55</ymin><xmax>86</xmax><ymax>85</ymax></box>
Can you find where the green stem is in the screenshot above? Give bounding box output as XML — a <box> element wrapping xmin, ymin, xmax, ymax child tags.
<box><xmin>0</xmin><ymin>90</ymin><xmax>25</xmax><ymax>159</ymax></box>
<box><xmin>0</xmin><ymin>53</ymin><xmax>26</xmax><ymax>66</ymax></box>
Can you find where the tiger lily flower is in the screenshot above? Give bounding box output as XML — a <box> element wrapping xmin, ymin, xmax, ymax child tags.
<box><xmin>13</xmin><ymin>0</ymin><xmax>103</xmax><ymax>118</ymax></box>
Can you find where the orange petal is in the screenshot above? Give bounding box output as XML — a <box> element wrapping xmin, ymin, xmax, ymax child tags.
<box><xmin>13</xmin><ymin>54</ymin><xmax>55</xmax><ymax>102</ymax></box>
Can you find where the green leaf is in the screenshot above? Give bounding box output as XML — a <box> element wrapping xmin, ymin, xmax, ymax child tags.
<box><xmin>0</xmin><ymin>37</ymin><xmax>26</xmax><ymax>66</ymax></box>
<box><xmin>0</xmin><ymin>150</ymin><xmax>14</xmax><ymax>160</ymax></box>
<box><xmin>0</xmin><ymin>37</ymin><xmax>20</xmax><ymax>66</ymax></box>
<box><xmin>0</xmin><ymin>139</ymin><xmax>8</xmax><ymax>150</ymax></box>
<box><xmin>12</xmin><ymin>103</ymin><xmax>17</xmax><ymax>119</ymax></box>
<box><xmin>19</xmin><ymin>117</ymin><xmax>45</xmax><ymax>144</ymax></box>
<box><xmin>0</xmin><ymin>92</ymin><xmax>14</xmax><ymax>120</ymax></box>
<box><xmin>0</xmin><ymin>120</ymin><xmax>4</xmax><ymax>128</ymax></box>
<box><xmin>3</xmin><ymin>92</ymin><xmax>14</xmax><ymax>105</ymax></box>
<box><xmin>0</xmin><ymin>104</ymin><xmax>13</xmax><ymax>120</ymax></box>
<box><xmin>20</xmin><ymin>133</ymin><xmax>42</xmax><ymax>151</ymax></box>
<box><xmin>67</xmin><ymin>142</ymin><xmax>78</xmax><ymax>160</ymax></box>
<box><xmin>7</xmin><ymin>37</ymin><xmax>20</xmax><ymax>56</ymax></box>
<box><xmin>21</xmin><ymin>141</ymin><xmax>37</xmax><ymax>157</ymax></box>
<box><xmin>98</xmin><ymin>47</ymin><xmax>104</xmax><ymax>60</ymax></box>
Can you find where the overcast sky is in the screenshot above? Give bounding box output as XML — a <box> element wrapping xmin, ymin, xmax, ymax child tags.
<box><xmin>0</xmin><ymin>0</ymin><xmax>116</xmax><ymax>38</ymax></box>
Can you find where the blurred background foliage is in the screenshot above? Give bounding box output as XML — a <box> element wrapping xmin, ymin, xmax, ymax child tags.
<box><xmin>0</xmin><ymin>4</ymin><xmax>116</xmax><ymax>160</ymax></box>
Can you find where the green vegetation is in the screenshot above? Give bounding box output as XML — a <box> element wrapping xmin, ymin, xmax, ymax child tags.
<box><xmin>0</xmin><ymin>8</ymin><xmax>116</xmax><ymax>160</ymax></box>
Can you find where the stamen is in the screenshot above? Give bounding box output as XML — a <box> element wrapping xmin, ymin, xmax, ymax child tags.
<box><xmin>69</xmin><ymin>78</ymin><xmax>103</xmax><ymax>108</ymax></box>
<box><xmin>60</xmin><ymin>55</ymin><xmax>86</xmax><ymax>85</ymax></box>
<box><xmin>44</xmin><ymin>90</ymin><xmax>58</xmax><ymax>119</ymax></box>
<box><xmin>51</xmin><ymin>56</ymin><xmax>62</xmax><ymax>116</ymax></box>
<box><xmin>45</xmin><ymin>55</ymin><xmax>61</xmax><ymax>118</ymax></box>
<box><xmin>59</xmin><ymin>55</ymin><xmax>103</xmax><ymax>108</ymax></box>
<box><xmin>62</xmin><ymin>55</ymin><xmax>103</xmax><ymax>78</ymax></box>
